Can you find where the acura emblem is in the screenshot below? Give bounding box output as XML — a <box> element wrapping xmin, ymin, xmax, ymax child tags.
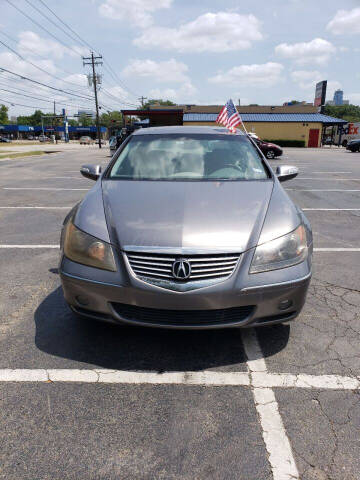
<box><xmin>172</xmin><ymin>259</ymin><xmax>191</xmax><ymax>280</ymax></box>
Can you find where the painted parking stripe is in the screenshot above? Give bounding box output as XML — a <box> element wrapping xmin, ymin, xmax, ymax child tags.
<box><xmin>314</xmin><ymin>248</ymin><xmax>360</xmax><ymax>252</ymax></box>
<box><xmin>0</xmin><ymin>369</ymin><xmax>357</xmax><ymax>389</ymax></box>
<box><xmin>242</xmin><ymin>329</ymin><xmax>299</xmax><ymax>480</ymax></box>
<box><xmin>0</xmin><ymin>369</ymin><xmax>250</xmax><ymax>385</ymax></box>
<box><xmin>251</xmin><ymin>373</ymin><xmax>360</xmax><ymax>390</ymax></box>
<box><xmin>3</xmin><ymin>188</ymin><xmax>89</xmax><ymax>191</ymax></box>
<box><xmin>286</xmin><ymin>189</ymin><xmax>360</xmax><ymax>192</ymax></box>
<box><xmin>0</xmin><ymin>206</ymin><xmax>71</xmax><ymax>210</ymax></box>
<box><xmin>302</xmin><ymin>208</ymin><xmax>360</xmax><ymax>211</ymax></box>
<box><xmin>0</xmin><ymin>245</ymin><xmax>59</xmax><ymax>248</ymax></box>
<box><xmin>298</xmin><ymin>178</ymin><xmax>360</xmax><ymax>181</ymax></box>
<box><xmin>310</xmin><ymin>171</ymin><xmax>352</xmax><ymax>174</ymax></box>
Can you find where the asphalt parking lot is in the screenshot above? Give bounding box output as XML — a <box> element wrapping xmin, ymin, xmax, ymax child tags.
<box><xmin>0</xmin><ymin>146</ymin><xmax>359</xmax><ymax>480</ymax></box>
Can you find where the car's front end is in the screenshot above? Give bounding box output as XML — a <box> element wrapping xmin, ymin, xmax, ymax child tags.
<box><xmin>346</xmin><ymin>140</ymin><xmax>360</xmax><ymax>152</ymax></box>
<box><xmin>59</xmin><ymin>127</ymin><xmax>312</xmax><ymax>330</ymax></box>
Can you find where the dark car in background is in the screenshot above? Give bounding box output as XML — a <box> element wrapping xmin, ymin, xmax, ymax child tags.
<box><xmin>346</xmin><ymin>139</ymin><xmax>360</xmax><ymax>152</ymax></box>
<box><xmin>0</xmin><ymin>137</ymin><xmax>11</xmax><ymax>143</ymax></box>
<box><xmin>249</xmin><ymin>134</ymin><xmax>283</xmax><ymax>159</ymax></box>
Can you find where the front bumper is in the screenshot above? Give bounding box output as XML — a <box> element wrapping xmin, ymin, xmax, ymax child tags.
<box><xmin>60</xmin><ymin>253</ymin><xmax>311</xmax><ymax>329</ymax></box>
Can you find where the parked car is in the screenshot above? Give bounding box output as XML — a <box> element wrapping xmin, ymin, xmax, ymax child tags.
<box><xmin>346</xmin><ymin>139</ymin><xmax>360</xmax><ymax>152</ymax></box>
<box><xmin>0</xmin><ymin>137</ymin><xmax>11</xmax><ymax>143</ymax></box>
<box><xmin>39</xmin><ymin>135</ymin><xmax>50</xmax><ymax>142</ymax></box>
<box><xmin>60</xmin><ymin>126</ymin><xmax>312</xmax><ymax>330</ymax></box>
<box><xmin>250</xmin><ymin>135</ymin><xmax>283</xmax><ymax>159</ymax></box>
<box><xmin>109</xmin><ymin>136</ymin><xmax>117</xmax><ymax>154</ymax></box>
<box><xmin>79</xmin><ymin>136</ymin><xmax>94</xmax><ymax>145</ymax></box>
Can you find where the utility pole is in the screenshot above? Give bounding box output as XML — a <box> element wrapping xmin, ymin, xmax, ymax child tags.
<box><xmin>83</xmin><ymin>52</ymin><xmax>103</xmax><ymax>148</ymax></box>
<box><xmin>138</xmin><ymin>96</ymin><xmax>147</xmax><ymax>108</ymax></box>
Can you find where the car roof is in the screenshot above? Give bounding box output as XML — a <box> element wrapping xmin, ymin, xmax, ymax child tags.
<box><xmin>132</xmin><ymin>126</ymin><xmax>246</xmax><ymax>136</ymax></box>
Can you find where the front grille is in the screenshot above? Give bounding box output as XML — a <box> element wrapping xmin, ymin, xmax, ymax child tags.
<box><xmin>125</xmin><ymin>251</ymin><xmax>240</xmax><ymax>283</ymax></box>
<box><xmin>111</xmin><ymin>303</ymin><xmax>254</xmax><ymax>327</ymax></box>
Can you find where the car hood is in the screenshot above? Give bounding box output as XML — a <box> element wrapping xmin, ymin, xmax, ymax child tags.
<box><xmin>101</xmin><ymin>180</ymin><xmax>274</xmax><ymax>253</ymax></box>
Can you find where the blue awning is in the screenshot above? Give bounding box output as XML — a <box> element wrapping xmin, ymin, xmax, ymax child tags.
<box><xmin>183</xmin><ymin>113</ymin><xmax>347</xmax><ymax>125</ymax></box>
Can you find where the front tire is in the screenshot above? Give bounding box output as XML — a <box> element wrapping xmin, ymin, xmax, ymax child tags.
<box><xmin>266</xmin><ymin>150</ymin><xmax>275</xmax><ymax>159</ymax></box>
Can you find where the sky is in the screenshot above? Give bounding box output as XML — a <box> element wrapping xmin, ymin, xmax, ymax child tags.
<box><xmin>1</xmin><ymin>0</ymin><xmax>360</xmax><ymax>117</ymax></box>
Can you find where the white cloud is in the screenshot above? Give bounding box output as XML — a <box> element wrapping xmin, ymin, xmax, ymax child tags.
<box><xmin>275</xmin><ymin>38</ymin><xmax>336</xmax><ymax>66</ymax></box>
<box><xmin>291</xmin><ymin>71</ymin><xmax>341</xmax><ymax>101</ymax></box>
<box><xmin>326</xmin><ymin>80</ymin><xmax>342</xmax><ymax>98</ymax></box>
<box><xmin>347</xmin><ymin>93</ymin><xmax>360</xmax><ymax>105</ymax></box>
<box><xmin>291</xmin><ymin>70</ymin><xmax>324</xmax><ymax>90</ymax></box>
<box><xmin>0</xmin><ymin>52</ymin><xmax>57</xmax><ymax>80</ymax></box>
<box><xmin>98</xmin><ymin>0</ymin><xmax>172</xmax><ymax>28</ymax></box>
<box><xmin>209</xmin><ymin>62</ymin><xmax>284</xmax><ymax>87</ymax></box>
<box><xmin>122</xmin><ymin>59</ymin><xmax>189</xmax><ymax>83</ymax></box>
<box><xmin>327</xmin><ymin>8</ymin><xmax>360</xmax><ymax>35</ymax></box>
<box><xmin>18</xmin><ymin>31</ymin><xmax>87</xmax><ymax>59</ymax></box>
<box><xmin>149</xmin><ymin>82</ymin><xmax>197</xmax><ymax>103</ymax></box>
<box><xmin>134</xmin><ymin>12</ymin><xmax>262</xmax><ymax>52</ymax></box>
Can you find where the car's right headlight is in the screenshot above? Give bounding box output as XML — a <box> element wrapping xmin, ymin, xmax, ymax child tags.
<box><xmin>250</xmin><ymin>224</ymin><xmax>308</xmax><ymax>274</ymax></box>
<box><xmin>63</xmin><ymin>220</ymin><xmax>116</xmax><ymax>272</ymax></box>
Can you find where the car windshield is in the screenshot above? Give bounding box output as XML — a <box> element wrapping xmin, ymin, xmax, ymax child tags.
<box><xmin>109</xmin><ymin>134</ymin><xmax>269</xmax><ymax>181</ymax></box>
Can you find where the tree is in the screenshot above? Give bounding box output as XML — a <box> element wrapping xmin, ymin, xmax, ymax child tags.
<box><xmin>77</xmin><ymin>114</ymin><xmax>93</xmax><ymax>126</ymax></box>
<box><xmin>323</xmin><ymin>104</ymin><xmax>360</xmax><ymax>123</ymax></box>
<box><xmin>100</xmin><ymin>110</ymin><xmax>122</xmax><ymax>127</ymax></box>
<box><xmin>0</xmin><ymin>104</ymin><xmax>9</xmax><ymax>123</ymax></box>
<box><xmin>139</xmin><ymin>99</ymin><xmax>177</xmax><ymax>110</ymax></box>
<box><xmin>17</xmin><ymin>110</ymin><xmax>51</xmax><ymax>126</ymax></box>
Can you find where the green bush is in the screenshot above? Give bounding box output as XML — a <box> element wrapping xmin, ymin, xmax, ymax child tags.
<box><xmin>263</xmin><ymin>139</ymin><xmax>305</xmax><ymax>147</ymax></box>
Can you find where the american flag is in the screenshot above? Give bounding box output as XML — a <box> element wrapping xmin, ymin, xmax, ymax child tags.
<box><xmin>216</xmin><ymin>99</ymin><xmax>244</xmax><ymax>133</ymax></box>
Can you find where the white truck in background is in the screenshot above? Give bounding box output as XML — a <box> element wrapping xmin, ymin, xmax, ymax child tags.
<box><xmin>334</xmin><ymin>122</ymin><xmax>360</xmax><ymax>147</ymax></box>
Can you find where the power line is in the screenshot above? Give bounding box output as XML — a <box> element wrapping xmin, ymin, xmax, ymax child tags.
<box><xmin>5</xmin><ymin>0</ymin><xmax>83</xmax><ymax>57</ymax></box>
<box><xmin>24</xmin><ymin>0</ymin><xmax>88</xmax><ymax>52</ymax></box>
<box><xmin>0</xmin><ymin>29</ymin><xmax>87</xmax><ymax>80</ymax></box>
<box><xmin>32</xmin><ymin>0</ymin><xmax>140</xmax><ymax>100</ymax></box>
<box><xmin>0</xmin><ymin>97</ymin><xmax>53</xmax><ymax>111</ymax></box>
<box><xmin>36</xmin><ymin>0</ymin><xmax>97</xmax><ymax>54</ymax></box>
<box><xmin>0</xmin><ymin>37</ymin><xmax>90</xmax><ymax>91</ymax></box>
<box><xmin>0</xmin><ymin>67</ymin><xmax>94</xmax><ymax>101</ymax></box>
<box><xmin>0</xmin><ymin>87</ymin><xmax>96</xmax><ymax>111</ymax></box>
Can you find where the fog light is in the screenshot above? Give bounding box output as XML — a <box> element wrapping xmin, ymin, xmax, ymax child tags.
<box><xmin>278</xmin><ymin>299</ymin><xmax>293</xmax><ymax>311</ymax></box>
<box><xmin>75</xmin><ymin>295</ymin><xmax>89</xmax><ymax>306</ymax></box>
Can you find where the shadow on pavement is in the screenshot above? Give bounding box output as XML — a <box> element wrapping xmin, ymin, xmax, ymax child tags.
<box><xmin>34</xmin><ymin>287</ymin><xmax>290</xmax><ymax>371</ymax></box>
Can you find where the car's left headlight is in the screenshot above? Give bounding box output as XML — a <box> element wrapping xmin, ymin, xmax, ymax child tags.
<box><xmin>250</xmin><ymin>224</ymin><xmax>308</xmax><ymax>274</ymax></box>
<box><xmin>63</xmin><ymin>220</ymin><xmax>116</xmax><ymax>271</ymax></box>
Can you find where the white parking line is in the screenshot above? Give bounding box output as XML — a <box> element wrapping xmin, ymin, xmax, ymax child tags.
<box><xmin>0</xmin><ymin>206</ymin><xmax>71</xmax><ymax>210</ymax></box>
<box><xmin>3</xmin><ymin>188</ymin><xmax>89</xmax><ymax>191</ymax></box>
<box><xmin>303</xmin><ymin>208</ymin><xmax>360</xmax><ymax>211</ymax></box>
<box><xmin>0</xmin><ymin>245</ymin><xmax>59</xmax><ymax>248</ymax></box>
<box><xmin>242</xmin><ymin>329</ymin><xmax>299</xmax><ymax>480</ymax></box>
<box><xmin>299</xmin><ymin>178</ymin><xmax>360</xmax><ymax>181</ymax></box>
<box><xmin>0</xmin><ymin>369</ymin><xmax>358</xmax><ymax>389</ymax></box>
<box><xmin>314</xmin><ymin>248</ymin><xmax>360</xmax><ymax>252</ymax></box>
<box><xmin>286</xmin><ymin>189</ymin><xmax>360</xmax><ymax>192</ymax></box>
<box><xmin>311</xmin><ymin>172</ymin><xmax>352</xmax><ymax>174</ymax></box>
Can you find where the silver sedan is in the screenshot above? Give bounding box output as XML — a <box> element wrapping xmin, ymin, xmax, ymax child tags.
<box><xmin>60</xmin><ymin>126</ymin><xmax>312</xmax><ymax>329</ymax></box>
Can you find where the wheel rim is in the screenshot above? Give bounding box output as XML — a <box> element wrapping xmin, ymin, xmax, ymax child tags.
<box><xmin>267</xmin><ymin>151</ymin><xmax>275</xmax><ymax>159</ymax></box>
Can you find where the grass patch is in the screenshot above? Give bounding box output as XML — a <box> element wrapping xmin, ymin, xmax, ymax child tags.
<box><xmin>0</xmin><ymin>141</ymin><xmax>42</xmax><ymax>147</ymax></box>
<box><xmin>0</xmin><ymin>150</ymin><xmax>46</xmax><ymax>160</ymax></box>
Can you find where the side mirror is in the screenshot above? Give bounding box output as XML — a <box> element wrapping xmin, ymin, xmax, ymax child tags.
<box><xmin>80</xmin><ymin>164</ymin><xmax>102</xmax><ymax>181</ymax></box>
<box><xmin>276</xmin><ymin>165</ymin><xmax>298</xmax><ymax>182</ymax></box>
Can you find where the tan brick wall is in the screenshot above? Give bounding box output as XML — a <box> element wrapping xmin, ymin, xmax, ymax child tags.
<box><xmin>183</xmin><ymin>121</ymin><xmax>323</xmax><ymax>147</ymax></box>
